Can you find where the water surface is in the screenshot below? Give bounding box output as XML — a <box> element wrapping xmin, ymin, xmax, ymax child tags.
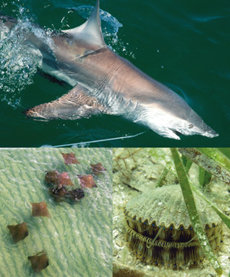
<box><xmin>0</xmin><ymin>0</ymin><xmax>229</xmax><ymax>147</ymax></box>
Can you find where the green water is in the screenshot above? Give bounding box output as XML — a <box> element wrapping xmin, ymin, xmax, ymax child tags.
<box><xmin>0</xmin><ymin>0</ymin><xmax>229</xmax><ymax>147</ymax></box>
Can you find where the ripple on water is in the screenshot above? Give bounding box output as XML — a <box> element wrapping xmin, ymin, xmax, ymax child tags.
<box><xmin>190</xmin><ymin>14</ymin><xmax>225</xmax><ymax>23</ymax></box>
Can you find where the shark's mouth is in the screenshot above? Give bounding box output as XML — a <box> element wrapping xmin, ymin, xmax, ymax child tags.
<box><xmin>134</xmin><ymin>105</ymin><xmax>218</xmax><ymax>140</ymax></box>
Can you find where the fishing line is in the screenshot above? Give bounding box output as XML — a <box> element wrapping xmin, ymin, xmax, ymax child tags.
<box><xmin>41</xmin><ymin>131</ymin><xmax>145</xmax><ymax>148</ymax></box>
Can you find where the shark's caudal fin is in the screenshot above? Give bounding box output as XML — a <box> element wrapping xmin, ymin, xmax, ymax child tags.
<box><xmin>62</xmin><ymin>0</ymin><xmax>105</xmax><ymax>47</ymax></box>
<box><xmin>25</xmin><ymin>84</ymin><xmax>106</xmax><ymax>120</ymax></box>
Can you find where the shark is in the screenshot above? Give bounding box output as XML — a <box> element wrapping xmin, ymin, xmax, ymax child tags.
<box><xmin>0</xmin><ymin>0</ymin><xmax>218</xmax><ymax>140</ymax></box>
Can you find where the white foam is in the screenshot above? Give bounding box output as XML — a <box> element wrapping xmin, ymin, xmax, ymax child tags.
<box><xmin>0</xmin><ymin>20</ymin><xmax>42</xmax><ymax>107</ymax></box>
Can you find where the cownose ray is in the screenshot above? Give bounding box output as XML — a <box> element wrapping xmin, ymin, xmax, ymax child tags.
<box><xmin>0</xmin><ymin>0</ymin><xmax>218</xmax><ymax>140</ymax></box>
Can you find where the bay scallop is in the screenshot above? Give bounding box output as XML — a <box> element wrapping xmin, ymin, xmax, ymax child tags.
<box><xmin>124</xmin><ymin>185</ymin><xmax>222</xmax><ymax>269</ymax></box>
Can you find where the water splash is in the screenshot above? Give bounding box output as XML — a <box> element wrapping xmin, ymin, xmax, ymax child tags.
<box><xmin>0</xmin><ymin>20</ymin><xmax>42</xmax><ymax>107</ymax></box>
<box><xmin>0</xmin><ymin>3</ymin><xmax>49</xmax><ymax>107</ymax></box>
<box><xmin>0</xmin><ymin>3</ymin><xmax>134</xmax><ymax>108</ymax></box>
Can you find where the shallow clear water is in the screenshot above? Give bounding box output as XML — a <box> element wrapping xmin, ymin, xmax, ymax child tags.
<box><xmin>0</xmin><ymin>0</ymin><xmax>229</xmax><ymax>146</ymax></box>
<box><xmin>0</xmin><ymin>148</ymin><xmax>112</xmax><ymax>276</ymax></box>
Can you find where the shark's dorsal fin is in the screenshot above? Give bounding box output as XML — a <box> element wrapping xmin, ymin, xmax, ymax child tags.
<box><xmin>62</xmin><ymin>0</ymin><xmax>105</xmax><ymax>47</ymax></box>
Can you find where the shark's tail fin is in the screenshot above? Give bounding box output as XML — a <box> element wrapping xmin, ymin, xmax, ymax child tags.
<box><xmin>25</xmin><ymin>84</ymin><xmax>106</xmax><ymax>120</ymax></box>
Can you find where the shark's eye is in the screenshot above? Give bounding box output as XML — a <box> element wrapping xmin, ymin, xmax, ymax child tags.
<box><xmin>188</xmin><ymin>124</ymin><xmax>194</xmax><ymax>129</ymax></box>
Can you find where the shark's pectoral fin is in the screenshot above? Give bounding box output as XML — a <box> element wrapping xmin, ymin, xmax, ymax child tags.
<box><xmin>25</xmin><ymin>84</ymin><xmax>106</xmax><ymax>120</ymax></box>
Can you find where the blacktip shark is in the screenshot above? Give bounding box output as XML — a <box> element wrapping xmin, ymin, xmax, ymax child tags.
<box><xmin>0</xmin><ymin>0</ymin><xmax>218</xmax><ymax>140</ymax></box>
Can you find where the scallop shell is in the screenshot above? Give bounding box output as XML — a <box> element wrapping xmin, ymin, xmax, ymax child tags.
<box><xmin>124</xmin><ymin>185</ymin><xmax>222</xmax><ymax>269</ymax></box>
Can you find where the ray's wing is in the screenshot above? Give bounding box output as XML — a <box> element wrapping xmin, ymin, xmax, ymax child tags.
<box><xmin>25</xmin><ymin>84</ymin><xmax>107</xmax><ymax>120</ymax></box>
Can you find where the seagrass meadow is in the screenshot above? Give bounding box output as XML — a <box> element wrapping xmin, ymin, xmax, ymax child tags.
<box><xmin>113</xmin><ymin>148</ymin><xmax>230</xmax><ymax>277</ymax></box>
<box><xmin>0</xmin><ymin>148</ymin><xmax>113</xmax><ymax>277</ymax></box>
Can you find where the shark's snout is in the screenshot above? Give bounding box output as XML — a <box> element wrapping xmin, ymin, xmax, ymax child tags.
<box><xmin>198</xmin><ymin>125</ymin><xmax>219</xmax><ymax>138</ymax></box>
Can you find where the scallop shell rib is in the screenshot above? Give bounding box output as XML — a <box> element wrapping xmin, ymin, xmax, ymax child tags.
<box><xmin>125</xmin><ymin>185</ymin><xmax>221</xmax><ymax>229</ymax></box>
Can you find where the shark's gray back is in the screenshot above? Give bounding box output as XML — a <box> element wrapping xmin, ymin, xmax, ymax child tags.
<box><xmin>48</xmin><ymin>37</ymin><xmax>214</xmax><ymax>139</ymax></box>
